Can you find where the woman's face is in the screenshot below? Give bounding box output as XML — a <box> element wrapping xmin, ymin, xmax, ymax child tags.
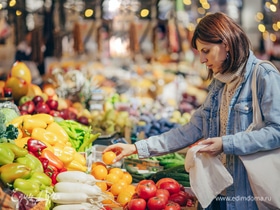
<box><xmin>196</xmin><ymin>39</ymin><xmax>228</xmax><ymax>74</ymax></box>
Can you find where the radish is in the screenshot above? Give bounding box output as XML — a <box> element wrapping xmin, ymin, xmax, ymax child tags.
<box><xmin>51</xmin><ymin>192</ymin><xmax>89</xmax><ymax>204</ymax></box>
<box><xmin>52</xmin><ymin>203</ymin><xmax>101</xmax><ymax>210</ymax></box>
<box><xmin>56</xmin><ymin>171</ymin><xmax>98</xmax><ymax>184</ymax></box>
<box><xmin>54</xmin><ymin>182</ymin><xmax>103</xmax><ymax>196</ymax></box>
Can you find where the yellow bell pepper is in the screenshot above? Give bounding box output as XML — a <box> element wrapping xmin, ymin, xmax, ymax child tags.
<box><xmin>30</xmin><ymin>113</ymin><xmax>54</xmax><ymax>125</ymax></box>
<box><xmin>14</xmin><ymin>137</ymin><xmax>30</xmax><ymax>148</ymax></box>
<box><xmin>65</xmin><ymin>159</ymin><xmax>87</xmax><ymax>172</ymax></box>
<box><xmin>16</xmin><ymin>128</ymin><xmax>23</xmax><ymax>140</ymax></box>
<box><xmin>73</xmin><ymin>151</ymin><xmax>87</xmax><ymax>166</ymax></box>
<box><xmin>22</xmin><ymin>118</ymin><xmax>47</xmax><ymax>131</ymax></box>
<box><xmin>53</xmin><ymin>143</ymin><xmax>75</xmax><ymax>165</ymax></box>
<box><xmin>8</xmin><ymin>114</ymin><xmax>31</xmax><ymax>128</ymax></box>
<box><xmin>31</xmin><ymin>128</ymin><xmax>58</xmax><ymax>146</ymax></box>
<box><xmin>46</xmin><ymin>122</ymin><xmax>69</xmax><ymax>144</ymax></box>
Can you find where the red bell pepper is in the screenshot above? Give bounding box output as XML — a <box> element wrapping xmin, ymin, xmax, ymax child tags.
<box><xmin>40</xmin><ymin>149</ymin><xmax>64</xmax><ymax>170</ymax></box>
<box><xmin>38</xmin><ymin>157</ymin><xmax>49</xmax><ymax>171</ymax></box>
<box><xmin>26</xmin><ymin>138</ymin><xmax>47</xmax><ymax>157</ymax></box>
<box><xmin>44</xmin><ymin>164</ymin><xmax>58</xmax><ymax>185</ymax></box>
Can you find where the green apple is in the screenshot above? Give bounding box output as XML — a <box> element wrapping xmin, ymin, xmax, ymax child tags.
<box><xmin>18</xmin><ymin>95</ymin><xmax>32</xmax><ymax>106</ymax></box>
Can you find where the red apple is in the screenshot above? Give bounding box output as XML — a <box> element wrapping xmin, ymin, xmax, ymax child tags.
<box><xmin>46</xmin><ymin>99</ymin><xmax>59</xmax><ymax>110</ymax></box>
<box><xmin>32</xmin><ymin>95</ymin><xmax>45</xmax><ymax>105</ymax></box>
<box><xmin>49</xmin><ymin>110</ymin><xmax>61</xmax><ymax>117</ymax></box>
<box><xmin>35</xmin><ymin>102</ymin><xmax>50</xmax><ymax>114</ymax></box>
<box><xmin>67</xmin><ymin>109</ymin><xmax>77</xmax><ymax>120</ymax></box>
<box><xmin>59</xmin><ymin>108</ymin><xmax>69</xmax><ymax>119</ymax></box>
<box><xmin>77</xmin><ymin>116</ymin><xmax>89</xmax><ymax>125</ymax></box>
<box><xmin>19</xmin><ymin>101</ymin><xmax>35</xmax><ymax>114</ymax></box>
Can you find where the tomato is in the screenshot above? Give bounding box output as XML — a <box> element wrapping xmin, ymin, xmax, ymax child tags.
<box><xmin>164</xmin><ymin>201</ymin><xmax>181</xmax><ymax>210</ymax></box>
<box><xmin>127</xmin><ymin>198</ymin><xmax>146</xmax><ymax>210</ymax></box>
<box><xmin>138</xmin><ymin>179</ymin><xmax>155</xmax><ymax>185</ymax></box>
<box><xmin>168</xmin><ymin>192</ymin><xmax>188</xmax><ymax>206</ymax></box>
<box><xmin>158</xmin><ymin>181</ymin><xmax>180</xmax><ymax>195</ymax></box>
<box><xmin>147</xmin><ymin>196</ymin><xmax>166</xmax><ymax>210</ymax></box>
<box><xmin>136</xmin><ymin>181</ymin><xmax>157</xmax><ymax>200</ymax></box>
<box><xmin>155</xmin><ymin>178</ymin><xmax>178</xmax><ymax>188</ymax></box>
<box><xmin>155</xmin><ymin>189</ymin><xmax>170</xmax><ymax>202</ymax></box>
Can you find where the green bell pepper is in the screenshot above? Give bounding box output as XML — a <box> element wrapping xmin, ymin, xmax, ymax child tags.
<box><xmin>0</xmin><ymin>162</ymin><xmax>31</xmax><ymax>184</ymax></box>
<box><xmin>0</xmin><ymin>144</ymin><xmax>15</xmax><ymax>165</ymax></box>
<box><xmin>29</xmin><ymin>171</ymin><xmax>52</xmax><ymax>187</ymax></box>
<box><xmin>13</xmin><ymin>178</ymin><xmax>40</xmax><ymax>197</ymax></box>
<box><xmin>15</xmin><ymin>153</ymin><xmax>43</xmax><ymax>173</ymax></box>
<box><xmin>1</xmin><ymin>142</ymin><xmax>28</xmax><ymax>158</ymax></box>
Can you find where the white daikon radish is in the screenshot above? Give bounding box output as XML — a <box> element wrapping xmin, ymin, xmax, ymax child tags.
<box><xmin>51</xmin><ymin>192</ymin><xmax>88</xmax><ymax>204</ymax></box>
<box><xmin>52</xmin><ymin>203</ymin><xmax>100</xmax><ymax>210</ymax></box>
<box><xmin>54</xmin><ymin>182</ymin><xmax>102</xmax><ymax>197</ymax></box>
<box><xmin>56</xmin><ymin>171</ymin><xmax>97</xmax><ymax>184</ymax></box>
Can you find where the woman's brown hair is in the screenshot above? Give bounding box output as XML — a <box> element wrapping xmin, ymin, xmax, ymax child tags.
<box><xmin>191</xmin><ymin>12</ymin><xmax>251</xmax><ymax>79</ymax></box>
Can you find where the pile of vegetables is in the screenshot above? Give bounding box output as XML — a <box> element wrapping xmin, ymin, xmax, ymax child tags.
<box><xmin>124</xmin><ymin>152</ymin><xmax>186</xmax><ymax>183</ymax></box>
<box><xmin>125</xmin><ymin>178</ymin><xmax>196</xmax><ymax>210</ymax></box>
<box><xmin>0</xmin><ymin>142</ymin><xmax>54</xmax><ymax>210</ymax></box>
<box><xmin>57</xmin><ymin>120</ymin><xmax>100</xmax><ymax>152</ymax></box>
<box><xmin>51</xmin><ymin>171</ymin><xmax>115</xmax><ymax>210</ymax></box>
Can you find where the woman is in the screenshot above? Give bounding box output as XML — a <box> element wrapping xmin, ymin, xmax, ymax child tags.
<box><xmin>104</xmin><ymin>12</ymin><xmax>280</xmax><ymax>209</ymax></box>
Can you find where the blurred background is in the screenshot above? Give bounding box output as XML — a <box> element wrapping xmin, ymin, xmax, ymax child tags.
<box><xmin>0</xmin><ymin>0</ymin><xmax>279</xmax><ymax>78</ymax></box>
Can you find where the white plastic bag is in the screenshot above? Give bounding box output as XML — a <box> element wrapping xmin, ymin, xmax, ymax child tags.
<box><xmin>185</xmin><ymin>144</ymin><xmax>233</xmax><ymax>208</ymax></box>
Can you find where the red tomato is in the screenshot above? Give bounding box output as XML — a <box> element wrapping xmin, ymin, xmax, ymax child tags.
<box><xmin>168</xmin><ymin>192</ymin><xmax>188</xmax><ymax>206</ymax></box>
<box><xmin>147</xmin><ymin>196</ymin><xmax>167</xmax><ymax>210</ymax></box>
<box><xmin>155</xmin><ymin>178</ymin><xmax>178</xmax><ymax>188</ymax></box>
<box><xmin>158</xmin><ymin>181</ymin><xmax>180</xmax><ymax>195</ymax></box>
<box><xmin>164</xmin><ymin>201</ymin><xmax>181</xmax><ymax>210</ymax></box>
<box><xmin>136</xmin><ymin>182</ymin><xmax>157</xmax><ymax>200</ymax></box>
<box><xmin>155</xmin><ymin>189</ymin><xmax>170</xmax><ymax>201</ymax></box>
<box><xmin>138</xmin><ymin>179</ymin><xmax>155</xmax><ymax>185</ymax></box>
<box><xmin>127</xmin><ymin>198</ymin><xmax>146</xmax><ymax>210</ymax></box>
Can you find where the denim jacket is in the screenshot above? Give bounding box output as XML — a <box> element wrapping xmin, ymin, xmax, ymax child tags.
<box><xmin>135</xmin><ymin>51</ymin><xmax>280</xmax><ymax>210</ymax></box>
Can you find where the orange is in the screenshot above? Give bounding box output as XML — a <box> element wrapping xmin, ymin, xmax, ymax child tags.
<box><xmin>117</xmin><ymin>179</ymin><xmax>128</xmax><ymax>187</ymax></box>
<box><xmin>101</xmin><ymin>191</ymin><xmax>115</xmax><ymax>205</ymax></box>
<box><xmin>91</xmin><ymin>165</ymin><xmax>108</xmax><ymax>180</ymax></box>
<box><xmin>10</xmin><ymin>61</ymin><xmax>32</xmax><ymax>83</ymax></box>
<box><xmin>126</xmin><ymin>184</ymin><xmax>136</xmax><ymax>196</ymax></box>
<box><xmin>109</xmin><ymin>167</ymin><xmax>124</xmax><ymax>179</ymax></box>
<box><xmin>110</xmin><ymin>182</ymin><xmax>125</xmax><ymax>196</ymax></box>
<box><xmin>91</xmin><ymin>161</ymin><xmax>106</xmax><ymax>170</ymax></box>
<box><xmin>121</xmin><ymin>172</ymin><xmax>133</xmax><ymax>185</ymax></box>
<box><xmin>102</xmin><ymin>151</ymin><xmax>116</xmax><ymax>165</ymax></box>
<box><xmin>117</xmin><ymin>191</ymin><xmax>133</xmax><ymax>206</ymax></box>
<box><xmin>95</xmin><ymin>181</ymin><xmax>107</xmax><ymax>192</ymax></box>
<box><xmin>105</xmin><ymin>173</ymin><xmax>119</xmax><ymax>186</ymax></box>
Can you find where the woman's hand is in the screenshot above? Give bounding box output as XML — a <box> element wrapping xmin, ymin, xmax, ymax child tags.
<box><xmin>198</xmin><ymin>137</ymin><xmax>223</xmax><ymax>156</ymax></box>
<box><xmin>103</xmin><ymin>143</ymin><xmax>137</xmax><ymax>162</ymax></box>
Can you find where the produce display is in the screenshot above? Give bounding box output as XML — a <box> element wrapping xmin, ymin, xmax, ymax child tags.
<box><xmin>0</xmin><ymin>61</ymin><xmax>203</xmax><ymax>209</ymax></box>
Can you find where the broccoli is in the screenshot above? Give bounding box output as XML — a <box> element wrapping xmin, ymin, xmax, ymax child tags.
<box><xmin>0</xmin><ymin>112</ymin><xmax>18</xmax><ymax>143</ymax></box>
